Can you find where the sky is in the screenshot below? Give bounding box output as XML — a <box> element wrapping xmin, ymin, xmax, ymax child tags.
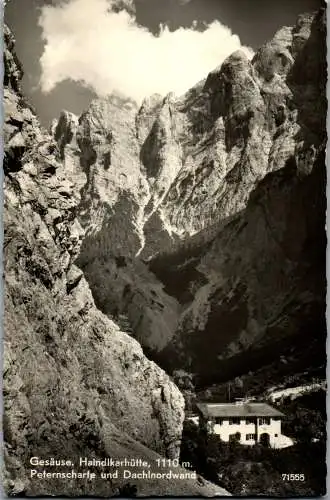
<box><xmin>5</xmin><ymin>0</ymin><xmax>324</xmax><ymax>126</ymax></box>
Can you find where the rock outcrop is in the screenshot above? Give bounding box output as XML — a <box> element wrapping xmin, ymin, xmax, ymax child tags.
<box><xmin>3</xmin><ymin>25</ymin><xmax>230</xmax><ymax>497</ymax></box>
<box><xmin>52</xmin><ymin>10</ymin><xmax>326</xmax><ymax>382</ymax></box>
<box><xmin>154</xmin><ymin>143</ymin><xmax>326</xmax><ymax>382</ymax></box>
<box><xmin>150</xmin><ymin>9</ymin><xmax>327</xmax><ymax>380</ymax></box>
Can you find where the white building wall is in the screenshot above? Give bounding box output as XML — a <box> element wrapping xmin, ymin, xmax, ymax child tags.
<box><xmin>212</xmin><ymin>420</ymin><xmax>257</xmax><ymax>444</ymax></box>
<box><xmin>273</xmin><ymin>434</ymin><xmax>295</xmax><ymax>448</ymax></box>
<box><xmin>258</xmin><ymin>418</ymin><xmax>281</xmax><ymax>447</ymax></box>
<box><xmin>209</xmin><ymin>417</ymin><xmax>288</xmax><ymax>448</ymax></box>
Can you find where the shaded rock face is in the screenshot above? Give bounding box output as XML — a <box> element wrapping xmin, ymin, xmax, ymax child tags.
<box><xmin>155</xmin><ymin>148</ymin><xmax>326</xmax><ymax>382</ymax></box>
<box><xmin>150</xmin><ymin>10</ymin><xmax>327</xmax><ymax>380</ymax></box>
<box><xmin>52</xmin><ymin>10</ymin><xmax>326</xmax><ymax>380</ymax></box>
<box><xmin>3</xmin><ymin>26</ymin><xmax>231</xmax><ymax>498</ymax></box>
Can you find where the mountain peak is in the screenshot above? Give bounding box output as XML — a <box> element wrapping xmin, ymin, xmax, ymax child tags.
<box><xmin>3</xmin><ymin>22</ymin><xmax>231</xmax><ymax>499</ymax></box>
<box><xmin>50</xmin><ymin>7</ymin><xmax>326</xmax><ymax>370</ymax></box>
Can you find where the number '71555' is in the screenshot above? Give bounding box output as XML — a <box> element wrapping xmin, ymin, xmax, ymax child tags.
<box><xmin>282</xmin><ymin>474</ymin><xmax>305</xmax><ymax>481</ymax></box>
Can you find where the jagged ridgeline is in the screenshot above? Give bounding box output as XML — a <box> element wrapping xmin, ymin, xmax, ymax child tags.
<box><xmin>3</xmin><ymin>25</ymin><xmax>230</xmax><ymax>497</ymax></box>
<box><xmin>53</xmin><ymin>10</ymin><xmax>326</xmax><ymax>381</ymax></box>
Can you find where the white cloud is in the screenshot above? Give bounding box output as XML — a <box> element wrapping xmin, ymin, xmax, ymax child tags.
<box><xmin>38</xmin><ymin>0</ymin><xmax>254</xmax><ymax>104</ymax></box>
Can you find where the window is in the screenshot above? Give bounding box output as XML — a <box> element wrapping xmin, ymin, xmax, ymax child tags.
<box><xmin>246</xmin><ymin>433</ymin><xmax>256</xmax><ymax>441</ymax></box>
<box><xmin>229</xmin><ymin>417</ymin><xmax>240</xmax><ymax>425</ymax></box>
<box><xmin>259</xmin><ymin>417</ymin><xmax>271</xmax><ymax>425</ymax></box>
<box><xmin>245</xmin><ymin>418</ymin><xmax>255</xmax><ymax>425</ymax></box>
<box><xmin>215</xmin><ymin>418</ymin><xmax>223</xmax><ymax>425</ymax></box>
<box><xmin>229</xmin><ymin>432</ymin><xmax>241</xmax><ymax>443</ymax></box>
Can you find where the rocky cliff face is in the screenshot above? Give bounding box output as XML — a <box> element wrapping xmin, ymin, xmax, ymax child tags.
<box><xmin>52</xmin><ymin>10</ymin><xmax>326</xmax><ymax>381</ymax></box>
<box><xmin>57</xmin><ymin>10</ymin><xmax>325</xmax><ymax>253</ymax></box>
<box><xmin>149</xmin><ymin>9</ymin><xmax>327</xmax><ymax>381</ymax></box>
<box><xmin>154</xmin><ymin>144</ymin><xmax>326</xmax><ymax>382</ymax></box>
<box><xmin>3</xmin><ymin>26</ymin><xmax>231</xmax><ymax>497</ymax></box>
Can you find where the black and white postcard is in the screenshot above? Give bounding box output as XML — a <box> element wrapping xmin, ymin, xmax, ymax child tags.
<box><xmin>3</xmin><ymin>0</ymin><xmax>327</xmax><ymax>496</ymax></box>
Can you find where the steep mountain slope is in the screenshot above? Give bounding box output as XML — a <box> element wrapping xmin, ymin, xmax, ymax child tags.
<box><xmin>51</xmin><ymin>95</ymin><xmax>182</xmax><ymax>350</ymax></box>
<box><xmin>154</xmin><ymin>145</ymin><xmax>326</xmax><ymax>382</ymax></box>
<box><xmin>3</xmin><ymin>26</ymin><xmax>230</xmax><ymax>497</ymax></box>
<box><xmin>53</xmin><ymin>9</ymin><xmax>326</xmax><ymax>381</ymax></box>
<box><xmin>150</xmin><ymin>9</ymin><xmax>327</xmax><ymax>380</ymax></box>
<box><xmin>56</xmin><ymin>10</ymin><xmax>325</xmax><ymax>252</ymax></box>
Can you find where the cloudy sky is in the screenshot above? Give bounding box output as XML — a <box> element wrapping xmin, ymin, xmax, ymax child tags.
<box><xmin>5</xmin><ymin>0</ymin><xmax>324</xmax><ymax>126</ymax></box>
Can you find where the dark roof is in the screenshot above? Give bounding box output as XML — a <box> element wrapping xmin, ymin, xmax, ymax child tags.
<box><xmin>196</xmin><ymin>402</ymin><xmax>284</xmax><ymax>418</ymax></box>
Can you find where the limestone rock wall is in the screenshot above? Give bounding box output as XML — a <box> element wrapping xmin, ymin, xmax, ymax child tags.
<box><xmin>51</xmin><ymin>10</ymin><xmax>326</xmax><ymax>379</ymax></box>
<box><xmin>3</xmin><ymin>26</ymin><xmax>229</xmax><ymax>498</ymax></box>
